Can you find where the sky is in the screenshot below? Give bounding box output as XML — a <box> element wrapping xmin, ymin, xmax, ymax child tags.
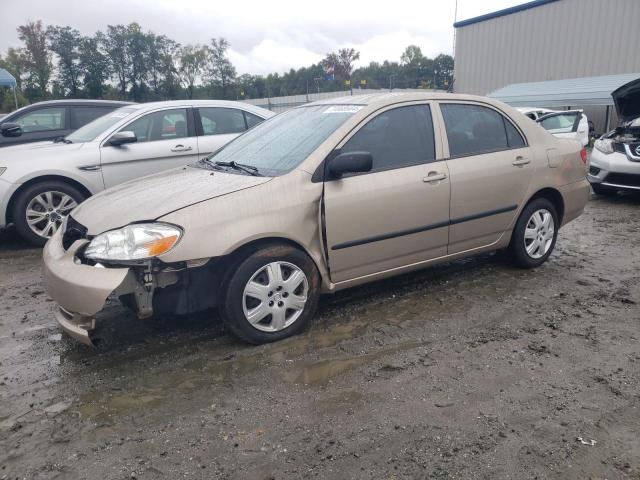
<box><xmin>0</xmin><ymin>0</ymin><xmax>521</xmax><ymax>75</ymax></box>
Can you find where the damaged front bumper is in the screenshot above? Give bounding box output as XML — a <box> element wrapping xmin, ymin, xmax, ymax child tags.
<box><xmin>42</xmin><ymin>229</ymin><xmax>131</xmax><ymax>345</ymax></box>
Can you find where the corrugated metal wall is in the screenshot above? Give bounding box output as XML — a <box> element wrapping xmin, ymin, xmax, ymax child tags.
<box><xmin>454</xmin><ymin>0</ymin><xmax>640</xmax><ymax>96</ymax></box>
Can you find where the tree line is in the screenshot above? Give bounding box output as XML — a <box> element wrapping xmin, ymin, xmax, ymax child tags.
<box><xmin>0</xmin><ymin>20</ymin><xmax>454</xmax><ymax>112</ymax></box>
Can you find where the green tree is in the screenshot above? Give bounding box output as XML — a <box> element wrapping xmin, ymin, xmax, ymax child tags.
<box><xmin>17</xmin><ymin>20</ymin><xmax>52</xmax><ymax>100</ymax></box>
<box><xmin>433</xmin><ymin>53</ymin><xmax>454</xmax><ymax>90</ymax></box>
<box><xmin>104</xmin><ymin>24</ymin><xmax>130</xmax><ymax>98</ymax></box>
<box><xmin>1</xmin><ymin>47</ymin><xmax>25</xmax><ymax>90</ymax></box>
<box><xmin>148</xmin><ymin>34</ymin><xmax>180</xmax><ymax>99</ymax></box>
<box><xmin>47</xmin><ymin>25</ymin><xmax>82</xmax><ymax>97</ymax></box>
<box><xmin>207</xmin><ymin>38</ymin><xmax>236</xmax><ymax>99</ymax></box>
<box><xmin>179</xmin><ymin>44</ymin><xmax>209</xmax><ymax>99</ymax></box>
<box><xmin>79</xmin><ymin>33</ymin><xmax>109</xmax><ymax>98</ymax></box>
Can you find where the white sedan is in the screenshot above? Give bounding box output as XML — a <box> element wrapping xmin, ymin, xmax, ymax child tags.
<box><xmin>517</xmin><ymin>107</ymin><xmax>589</xmax><ymax>147</ymax></box>
<box><xmin>0</xmin><ymin>100</ymin><xmax>274</xmax><ymax>245</ymax></box>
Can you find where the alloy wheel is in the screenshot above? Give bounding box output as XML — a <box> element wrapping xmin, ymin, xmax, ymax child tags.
<box><xmin>25</xmin><ymin>191</ymin><xmax>78</xmax><ymax>239</ymax></box>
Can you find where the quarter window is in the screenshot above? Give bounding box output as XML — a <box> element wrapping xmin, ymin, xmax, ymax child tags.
<box><xmin>341</xmin><ymin>105</ymin><xmax>436</xmax><ymax>172</ymax></box>
<box><xmin>199</xmin><ymin>108</ymin><xmax>246</xmax><ymax>135</ymax></box>
<box><xmin>120</xmin><ymin>109</ymin><xmax>189</xmax><ymax>143</ymax></box>
<box><xmin>14</xmin><ymin>107</ymin><xmax>66</xmax><ymax>133</ymax></box>
<box><xmin>440</xmin><ymin>103</ymin><xmax>525</xmax><ymax>157</ymax></box>
<box><xmin>244</xmin><ymin>111</ymin><xmax>264</xmax><ymax>129</ymax></box>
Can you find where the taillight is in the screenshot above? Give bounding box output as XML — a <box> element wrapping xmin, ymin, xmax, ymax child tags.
<box><xmin>580</xmin><ymin>148</ymin><xmax>587</xmax><ymax>165</ymax></box>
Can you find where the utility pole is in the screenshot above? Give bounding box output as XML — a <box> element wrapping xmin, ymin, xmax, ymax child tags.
<box><xmin>389</xmin><ymin>74</ymin><xmax>397</xmax><ymax>92</ymax></box>
<box><xmin>314</xmin><ymin>77</ymin><xmax>322</xmax><ymax>95</ymax></box>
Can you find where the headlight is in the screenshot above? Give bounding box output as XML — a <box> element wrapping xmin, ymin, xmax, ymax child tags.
<box><xmin>594</xmin><ymin>139</ymin><xmax>614</xmax><ymax>155</ymax></box>
<box><xmin>84</xmin><ymin>223</ymin><xmax>182</xmax><ymax>262</ymax></box>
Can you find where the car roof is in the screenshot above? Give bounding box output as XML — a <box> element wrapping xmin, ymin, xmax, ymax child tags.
<box><xmin>20</xmin><ymin>99</ymin><xmax>133</xmax><ymax>107</ymax></box>
<box><xmin>305</xmin><ymin>92</ymin><xmax>510</xmax><ymax>109</ymax></box>
<box><xmin>124</xmin><ymin>99</ymin><xmax>273</xmax><ymax>115</ymax></box>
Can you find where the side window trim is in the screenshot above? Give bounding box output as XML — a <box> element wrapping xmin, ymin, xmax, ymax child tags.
<box><xmin>437</xmin><ymin>101</ymin><xmax>528</xmax><ymax>160</ymax></box>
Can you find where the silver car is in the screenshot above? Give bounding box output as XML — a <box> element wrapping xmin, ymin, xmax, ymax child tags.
<box><xmin>0</xmin><ymin>100</ymin><xmax>273</xmax><ymax>245</ymax></box>
<box><xmin>589</xmin><ymin>78</ymin><xmax>640</xmax><ymax>194</ymax></box>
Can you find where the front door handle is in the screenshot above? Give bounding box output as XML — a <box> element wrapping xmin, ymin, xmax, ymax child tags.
<box><xmin>171</xmin><ymin>145</ymin><xmax>193</xmax><ymax>152</ymax></box>
<box><xmin>512</xmin><ymin>156</ymin><xmax>530</xmax><ymax>166</ymax></box>
<box><xmin>423</xmin><ymin>172</ymin><xmax>447</xmax><ymax>183</ymax></box>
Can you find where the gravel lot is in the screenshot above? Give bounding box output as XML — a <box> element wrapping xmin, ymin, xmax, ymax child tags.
<box><xmin>1</xmin><ymin>193</ymin><xmax>639</xmax><ymax>479</ymax></box>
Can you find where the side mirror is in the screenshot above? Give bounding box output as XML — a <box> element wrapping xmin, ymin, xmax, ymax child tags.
<box><xmin>0</xmin><ymin>122</ymin><xmax>23</xmax><ymax>138</ymax></box>
<box><xmin>107</xmin><ymin>131</ymin><xmax>137</xmax><ymax>146</ymax></box>
<box><xmin>327</xmin><ymin>151</ymin><xmax>373</xmax><ymax>178</ymax></box>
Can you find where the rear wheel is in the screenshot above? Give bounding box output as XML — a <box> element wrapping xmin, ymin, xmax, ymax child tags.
<box><xmin>510</xmin><ymin>198</ymin><xmax>558</xmax><ymax>269</ymax></box>
<box><xmin>12</xmin><ymin>181</ymin><xmax>86</xmax><ymax>246</ymax></box>
<box><xmin>219</xmin><ymin>244</ymin><xmax>320</xmax><ymax>344</ymax></box>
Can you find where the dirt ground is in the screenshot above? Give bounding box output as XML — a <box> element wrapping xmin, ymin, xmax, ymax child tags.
<box><xmin>1</xmin><ymin>193</ymin><xmax>639</xmax><ymax>480</ymax></box>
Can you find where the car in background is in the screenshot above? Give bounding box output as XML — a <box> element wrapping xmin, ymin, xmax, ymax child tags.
<box><xmin>589</xmin><ymin>78</ymin><xmax>640</xmax><ymax>195</ymax></box>
<box><xmin>0</xmin><ymin>100</ymin><xmax>132</xmax><ymax>147</ymax></box>
<box><xmin>0</xmin><ymin>100</ymin><xmax>274</xmax><ymax>245</ymax></box>
<box><xmin>41</xmin><ymin>93</ymin><xmax>589</xmax><ymax>345</ymax></box>
<box><xmin>517</xmin><ymin>107</ymin><xmax>589</xmax><ymax>146</ymax></box>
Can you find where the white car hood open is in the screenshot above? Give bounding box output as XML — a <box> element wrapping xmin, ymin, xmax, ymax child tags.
<box><xmin>71</xmin><ymin>165</ymin><xmax>272</xmax><ymax>235</ymax></box>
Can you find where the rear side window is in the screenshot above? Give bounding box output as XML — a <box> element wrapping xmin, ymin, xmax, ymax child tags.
<box><xmin>341</xmin><ymin>105</ymin><xmax>436</xmax><ymax>172</ymax></box>
<box><xmin>199</xmin><ymin>107</ymin><xmax>246</xmax><ymax>135</ymax></box>
<box><xmin>14</xmin><ymin>107</ymin><xmax>66</xmax><ymax>133</ymax></box>
<box><xmin>244</xmin><ymin>111</ymin><xmax>264</xmax><ymax>129</ymax></box>
<box><xmin>71</xmin><ymin>106</ymin><xmax>114</xmax><ymax>129</ymax></box>
<box><xmin>441</xmin><ymin>103</ymin><xmax>525</xmax><ymax>157</ymax></box>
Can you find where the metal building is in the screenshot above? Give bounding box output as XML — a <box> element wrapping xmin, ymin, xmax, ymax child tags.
<box><xmin>453</xmin><ymin>0</ymin><xmax>640</xmax><ymax>96</ymax></box>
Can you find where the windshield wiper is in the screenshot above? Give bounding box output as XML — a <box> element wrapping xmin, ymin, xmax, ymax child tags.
<box><xmin>53</xmin><ymin>136</ymin><xmax>72</xmax><ymax>144</ymax></box>
<box><xmin>213</xmin><ymin>160</ymin><xmax>261</xmax><ymax>176</ymax></box>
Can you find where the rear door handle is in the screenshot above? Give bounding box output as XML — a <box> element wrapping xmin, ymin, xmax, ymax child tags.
<box><xmin>423</xmin><ymin>172</ymin><xmax>447</xmax><ymax>183</ymax></box>
<box><xmin>171</xmin><ymin>145</ymin><xmax>193</xmax><ymax>152</ymax></box>
<box><xmin>512</xmin><ymin>156</ymin><xmax>530</xmax><ymax>166</ymax></box>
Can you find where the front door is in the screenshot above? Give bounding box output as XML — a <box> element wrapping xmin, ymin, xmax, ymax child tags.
<box><xmin>100</xmin><ymin>107</ymin><xmax>199</xmax><ymax>188</ymax></box>
<box><xmin>324</xmin><ymin>103</ymin><xmax>450</xmax><ymax>284</ymax></box>
<box><xmin>438</xmin><ymin>102</ymin><xmax>534</xmax><ymax>254</ymax></box>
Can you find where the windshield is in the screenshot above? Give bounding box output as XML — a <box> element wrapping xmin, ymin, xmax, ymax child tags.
<box><xmin>207</xmin><ymin>105</ymin><xmax>361</xmax><ymax>175</ymax></box>
<box><xmin>66</xmin><ymin>107</ymin><xmax>139</xmax><ymax>143</ymax></box>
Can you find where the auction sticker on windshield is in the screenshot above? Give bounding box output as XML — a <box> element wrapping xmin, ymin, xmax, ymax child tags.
<box><xmin>323</xmin><ymin>105</ymin><xmax>362</xmax><ymax>114</ymax></box>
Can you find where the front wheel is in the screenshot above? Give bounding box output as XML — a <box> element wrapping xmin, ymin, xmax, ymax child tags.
<box><xmin>12</xmin><ymin>181</ymin><xmax>86</xmax><ymax>246</ymax></box>
<box><xmin>510</xmin><ymin>198</ymin><xmax>558</xmax><ymax>269</ymax></box>
<box><xmin>219</xmin><ymin>244</ymin><xmax>321</xmax><ymax>344</ymax></box>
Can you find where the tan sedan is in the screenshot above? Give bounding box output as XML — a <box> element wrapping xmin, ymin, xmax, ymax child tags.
<box><xmin>42</xmin><ymin>93</ymin><xmax>589</xmax><ymax>345</ymax></box>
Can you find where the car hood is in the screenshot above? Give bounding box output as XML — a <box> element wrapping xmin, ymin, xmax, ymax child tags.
<box><xmin>71</xmin><ymin>165</ymin><xmax>272</xmax><ymax>235</ymax></box>
<box><xmin>0</xmin><ymin>140</ymin><xmax>87</xmax><ymax>155</ymax></box>
<box><xmin>612</xmin><ymin>77</ymin><xmax>640</xmax><ymax>123</ymax></box>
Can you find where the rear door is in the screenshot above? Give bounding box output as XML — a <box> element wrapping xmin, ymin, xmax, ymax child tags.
<box><xmin>194</xmin><ymin>107</ymin><xmax>263</xmax><ymax>157</ymax></box>
<box><xmin>100</xmin><ymin>107</ymin><xmax>199</xmax><ymax>188</ymax></box>
<box><xmin>1</xmin><ymin>106</ymin><xmax>69</xmax><ymax>146</ymax></box>
<box><xmin>537</xmin><ymin>110</ymin><xmax>586</xmax><ymax>145</ymax></box>
<box><xmin>438</xmin><ymin>102</ymin><xmax>533</xmax><ymax>254</ymax></box>
<box><xmin>324</xmin><ymin>103</ymin><xmax>450</xmax><ymax>283</ymax></box>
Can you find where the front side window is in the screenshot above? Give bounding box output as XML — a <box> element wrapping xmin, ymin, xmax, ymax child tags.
<box><xmin>199</xmin><ymin>108</ymin><xmax>246</xmax><ymax>135</ymax></box>
<box><xmin>341</xmin><ymin>105</ymin><xmax>436</xmax><ymax>172</ymax></box>
<box><xmin>121</xmin><ymin>108</ymin><xmax>189</xmax><ymax>143</ymax></box>
<box><xmin>14</xmin><ymin>107</ymin><xmax>66</xmax><ymax>133</ymax></box>
<box><xmin>440</xmin><ymin>103</ymin><xmax>525</xmax><ymax>157</ymax></box>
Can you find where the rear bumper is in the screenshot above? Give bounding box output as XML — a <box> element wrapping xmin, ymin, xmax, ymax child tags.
<box><xmin>42</xmin><ymin>229</ymin><xmax>130</xmax><ymax>344</ymax></box>
<box><xmin>560</xmin><ymin>178</ymin><xmax>590</xmax><ymax>226</ymax></box>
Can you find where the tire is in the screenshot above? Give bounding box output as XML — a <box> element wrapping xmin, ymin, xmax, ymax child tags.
<box><xmin>591</xmin><ymin>183</ymin><xmax>617</xmax><ymax>196</ymax></box>
<box><xmin>509</xmin><ymin>198</ymin><xmax>559</xmax><ymax>269</ymax></box>
<box><xmin>12</xmin><ymin>180</ymin><xmax>87</xmax><ymax>247</ymax></box>
<box><xmin>219</xmin><ymin>243</ymin><xmax>321</xmax><ymax>344</ymax></box>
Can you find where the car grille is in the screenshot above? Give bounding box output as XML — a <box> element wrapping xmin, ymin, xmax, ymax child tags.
<box><xmin>604</xmin><ymin>172</ymin><xmax>640</xmax><ymax>188</ymax></box>
<box><xmin>614</xmin><ymin>142</ymin><xmax>626</xmax><ymax>154</ymax></box>
<box><xmin>62</xmin><ymin>216</ymin><xmax>88</xmax><ymax>250</ymax></box>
